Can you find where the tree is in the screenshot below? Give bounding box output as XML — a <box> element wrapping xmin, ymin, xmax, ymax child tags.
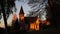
<box><xmin>0</xmin><ymin>0</ymin><xmax>16</xmax><ymax>34</ymax></box>
<box><xmin>27</xmin><ymin>0</ymin><xmax>48</xmax><ymax>20</ymax></box>
<box><xmin>48</xmin><ymin>0</ymin><xmax>60</xmax><ymax>28</ymax></box>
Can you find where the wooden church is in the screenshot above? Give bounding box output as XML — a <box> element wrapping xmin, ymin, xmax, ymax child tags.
<box><xmin>12</xmin><ymin>6</ymin><xmax>40</xmax><ymax>31</ymax></box>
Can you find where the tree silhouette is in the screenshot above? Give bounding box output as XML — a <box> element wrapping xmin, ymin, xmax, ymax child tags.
<box><xmin>27</xmin><ymin>0</ymin><xmax>48</xmax><ymax>20</ymax></box>
<box><xmin>48</xmin><ymin>0</ymin><xmax>60</xmax><ymax>28</ymax></box>
<box><xmin>0</xmin><ymin>0</ymin><xmax>16</xmax><ymax>34</ymax></box>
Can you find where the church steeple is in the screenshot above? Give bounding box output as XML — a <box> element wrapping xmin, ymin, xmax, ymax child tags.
<box><xmin>19</xmin><ymin>6</ymin><xmax>24</xmax><ymax>15</ymax></box>
<box><xmin>19</xmin><ymin>6</ymin><xmax>24</xmax><ymax>21</ymax></box>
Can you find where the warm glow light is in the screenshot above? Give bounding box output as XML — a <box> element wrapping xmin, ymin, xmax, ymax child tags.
<box><xmin>35</xmin><ymin>17</ymin><xmax>40</xmax><ymax>31</ymax></box>
<box><xmin>19</xmin><ymin>14</ymin><xmax>24</xmax><ymax>21</ymax></box>
<box><xmin>30</xmin><ymin>23</ymin><xmax>40</xmax><ymax>31</ymax></box>
<box><xmin>35</xmin><ymin>24</ymin><xmax>39</xmax><ymax>31</ymax></box>
<box><xmin>30</xmin><ymin>17</ymin><xmax>40</xmax><ymax>31</ymax></box>
<box><xmin>36</xmin><ymin>18</ymin><xmax>40</xmax><ymax>24</ymax></box>
<box><xmin>30</xmin><ymin>23</ymin><xmax>35</xmax><ymax>30</ymax></box>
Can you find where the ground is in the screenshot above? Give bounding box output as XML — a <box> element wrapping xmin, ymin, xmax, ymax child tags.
<box><xmin>0</xmin><ymin>27</ymin><xmax>60</xmax><ymax>34</ymax></box>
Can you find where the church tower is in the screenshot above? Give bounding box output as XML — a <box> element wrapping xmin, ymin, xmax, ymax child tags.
<box><xmin>19</xmin><ymin>6</ymin><xmax>24</xmax><ymax>21</ymax></box>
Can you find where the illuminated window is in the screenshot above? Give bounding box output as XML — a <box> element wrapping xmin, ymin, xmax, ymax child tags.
<box><xmin>35</xmin><ymin>24</ymin><xmax>39</xmax><ymax>31</ymax></box>
<box><xmin>30</xmin><ymin>23</ymin><xmax>35</xmax><ymax>30</ymax></box>
<box><xmin>30</xmin><ymin>23</ymin><xmax>40</xmax><ymax>31</ymax></box>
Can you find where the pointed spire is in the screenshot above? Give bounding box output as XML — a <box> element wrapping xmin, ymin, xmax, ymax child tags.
<box><xmin>19</xmin><ymin>6</ymin><xmax>24</xmax><ymax>15</ymax></box>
